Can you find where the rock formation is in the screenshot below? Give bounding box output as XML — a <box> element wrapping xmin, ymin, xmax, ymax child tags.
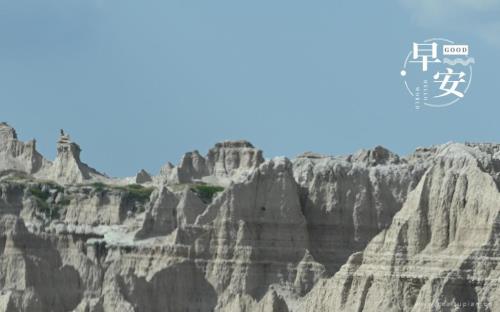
<box><xmin>0</xmin><ymin>123</ymin><xmax>498</xmax><ymax>312</ymax></box>
<box><xmin>299</xmin><ymin>143</ymin><xmax>500</xmax><ymax>312</ymax></box>
<box><xmin>292</xmin><ymin>148</ymin><xmax>428</xmax><ymax>274</ymax></box>
<box><xmin>0</xmin><ymin>124</ymin><xmax>106</xmax><ymax>185</ymax></box>
<box><xmin>135</xmin><ymin>169</ymin><xmax>153</xmax><ymax>184</ymax></box>
<box><xmin>0</xmin><ymin>122</ymin><xmax>48</xmax><ymax>175</ymax></box>
<box><xmin>45</xmin><ymin>131</ymin><xmax>108</xmax><ymax>185</ymax></box>
<box><xmin>159</xmin><ymin>140</ymin><xmax>264</xmax><ymax>186</ymax></box>
<box><xmin>206</xmin><ymin>140</ymin><xmax>265</xmax><ymax>177</ymax></box>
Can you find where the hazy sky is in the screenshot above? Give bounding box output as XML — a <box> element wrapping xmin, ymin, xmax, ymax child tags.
<box><xmin>1</xmin><ymin>0</ymin><xmax>499</xmax><ymax>177</ymax></box>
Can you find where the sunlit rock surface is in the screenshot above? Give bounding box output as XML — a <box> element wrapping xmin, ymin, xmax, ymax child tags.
<box><xmin>0</xmin><ymin>123</ymin><xmax>497</xmax><ymax>312</ymax></box>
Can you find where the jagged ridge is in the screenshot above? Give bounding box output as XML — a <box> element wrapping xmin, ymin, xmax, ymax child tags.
<box><xmin>0</xmin><ymin>123</ymin><xmax>497</xmax><ymax>312</ymax></box>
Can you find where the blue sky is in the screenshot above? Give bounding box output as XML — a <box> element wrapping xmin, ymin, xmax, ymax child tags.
<box><xmin>1</xmin><ymin>0</ymin><xmax>499</xmax><ymax>177</ymax></box>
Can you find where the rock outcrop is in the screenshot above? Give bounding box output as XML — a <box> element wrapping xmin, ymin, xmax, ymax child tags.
<box><xmin>0</xmin><ymin>122</ymin><xmax>48</xmax><ymax>175</ymax></box>
<box><xmin>0</xmin><ymin>123</ymin><xmax>498</xmax><ymax>312</ymax></box>
<box><xmin>158</xmin><ymin>140</ymin><xmax>264</xmax><ymax>186</ymax></box>
<box><xmin>206</xmin><ymin>140</ymin><xmax>265</xmax><ymax>177</ymax></box>
<box><xmin>135</xmin><ymin>169</ymin><xmax>153</xmax><ymax>184</ymax></box>
<box><xmin>195</xmin><ymin>158</ymin><xmax>314</xmax><ymax>300</ymax></box>
<box><xmin>299</xmin><ymin>143</ymin><xmax>500</xmax><ymax>311</ymax></box>
<box><xmin>292</xmin><ymin>148</ymin><xmax>429</xmax><ymax>274</ymax></box>
<box><xmin>45</xmin><ymin>131</ymin><xmax>107</xmax><ymax>185</ymax></box>
<box><xmin>0</xmin><ymin>215</ymin><xmax>84</xmax><ymax>312</ymax></box>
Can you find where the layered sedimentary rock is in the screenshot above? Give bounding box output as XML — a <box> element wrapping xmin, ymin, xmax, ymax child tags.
<box><xmin>206</xmin><ymin>140</ymin><xmax>265</xmax><ymax>177</ymax></box>
<box><xmin>45</xmin><ymin>132</ymin><xmax>107</xmax><ymax>185</ymax></box>
<box><xmin>0</xmin><ymin>122</ymin><xmax>48</xmax><ymax>175</ymax></box>
<box><xmin>292</xmin><ymin>146</ymin><xmax>430</xmax><ymax>274</ymax></box>
<box><xmin>0</xmin><ymin>215</ymin><xmax>85</xmax><ymax>312</ymax></box>
<box><xmin>135</xmin><ymin>169</ymin><xmax>152</xmax><ymax>184</ymax></box>
<box><xmin>0</xmin><ymin>123</ymin><xmax>498</xmax><ymax>312</ymax></box>
<box><xmin>159</xmin><ymin>140</ymin><xmax>264</xmax><ymax>185</ymax></box>
<box><xmin>0</xmin><ymin>124</ymin><xmax>107</xmax><ymax>185</ymax></box>
<box><xmin>299</xmin><ymin>143</ymin><xmax>500</xmax><ymax>311</ymax></box>
<box><xmin>195</xmin><ymin>158</ymin><xmax>315</xmax><ymax>300</ymax></box>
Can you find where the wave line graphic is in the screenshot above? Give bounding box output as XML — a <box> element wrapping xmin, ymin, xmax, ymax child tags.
<box><xmin>443</xmin><ymin>57</ymin><xmax>475</xmax><ymax>66</ymax></box>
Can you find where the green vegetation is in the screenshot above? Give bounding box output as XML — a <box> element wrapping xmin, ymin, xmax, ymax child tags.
<box><xmin>0</xmin><ymin>170</ymin><xmax>32</xmax><ymax>183</ymax></box>
<box><xmin>28</xmin><ymin>184</ymin><xmax>63</xmax><ymax>221</ymax></box>
<box><xmin>118</xmin><ymin>184</ymin><xmax>155</xmax><ymax>203</ymax></box>
<box><xmin>38</xmin><ymin>180</ymin><xmax>64</xmax><ymax>192</ymax></box>
<box><xmin>89</xmin><ymin>182</ymin><xmax>153</xmax><ymax>204</ymax></box>
<box><xmin>191</xmin><ymin>184</ymin><xmax>224</xmax><ymax>203</ymax></box>
<box><xmin>38</xmin><ymin>203</ymin><xmax>61</xmax><ymax>220</ymax></box>
<box><xmin>58</xmin><ymin>196</ymin><xmax>71</xmax><ymax>206</ymax></box>
<box><xmin>91</xmin><ymin>182</ymin><xmax>107</xmax><ymax>192</ymax></box>
<box><xmin>29</xmin><ymin>187</ymin><xmax>50</xmax><ymax>201</ymax></box>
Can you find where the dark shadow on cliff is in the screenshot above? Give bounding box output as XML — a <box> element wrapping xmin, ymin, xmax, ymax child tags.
<box><xmin>1</xmin><ymin>215</ymin><xmax>84</xmax><ymax>311</ymax></box>
<box><xmin>118</xmin><ymin>261</ymin><xmax>217</xmax><ymax>312</ymax></box>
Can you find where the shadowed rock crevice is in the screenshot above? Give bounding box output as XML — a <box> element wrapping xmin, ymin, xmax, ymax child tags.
<box><xmin>0</xmin><ymin>123</ymin><xmax>498</xmax><ymax>312</ymax></box>
<box><xmin>117</xmin><ymin>262</ymin><xmax>217</xmax><ymax>312</ymax></box>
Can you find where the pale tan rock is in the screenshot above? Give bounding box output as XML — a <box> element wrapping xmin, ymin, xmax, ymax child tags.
<box><xmin>135</xmin><ymin>186</ymin><xmax>179</xmax><ymax>239</ymax></box>
<box><xmin>252</xmin><ymin>290</ymin><xmax>289</xmax><ymax>312</ymax></box>
<box><xmin>63</xmin><ymin>186</ymin><xmax>137</xmax><ymax>226</ymax></box>
<box><xmin>0</xmin><ymin>215</ymin><xmax>85</xmax><ymax>312</ymax></box>
<box><xmin>292</xmin><ymin>146</ymin><xmax>429</xmax><ymax>273</ymax></box>
<box><xmin>0</xmin><ymin>122</ymin><xmax>48</xmax><ymax>175</ymax></box>
<box><xmin>42</xmin><ymin>131</ymin><xmax>107</xmax><ymax>185</ymax></box>
<box><xmin>158</xmin><ymin>140</ymin><xmax>264</xmax><ymax>185</ymax></box>
<box><xmin>207</xmin><ymin>140</ymin><xmax>264</xmax><ymax>177</ymax></box>
<box><xmin>135</xmin><ymin>169</ymin><xmax>152</xmax><ymax>184</ymax></box>
<box><xmin>194</xmin><ymin>157</ymin><xmax>317</xmax><ymax>305</ymax></box>
<box><xmin>300</xmin><ymin>143</ymin><xmax>500</xmax><ymax>312</ymax></box>
<box><xmin>0</xmin><ymin>125</ymin><xmax>498</xmax><ymax>312</ymax></box>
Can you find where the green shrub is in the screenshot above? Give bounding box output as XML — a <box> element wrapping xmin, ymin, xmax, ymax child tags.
<box><xmin>118</xmin><ymin>184</ymin><xmax>154</xmax><ymax>203</ymax></box>
<box><xmin>29</xmin><ymin>184</ymin><xmax>64</xmax><ymax>221</ymax></box>
<box><xmin>33</xmin><ymin>197</ymin><xmax>60</xmax><ymax>220</ymax></box>
<box><xmin>89</xmin><ymin>182</ymin><xmax>153</xmax><ymax>203</ymax></box>
<box><xmin>29</xmin><ymin>187</ymin><xmax>50</xmax><ymax>201</ymax></box>
<box><xmin>191</xmin><ymin>184</ymin><xmax>224</xmax><ymax>203</ymax></box>
<box><xmin>91</xmin><ymin>182</ymin><xmax>107</xmax><ymax>192</ymax></box>
<box><xmin>58</xmin><ymin>197</ymin><xmax>71</xmax><ymax>206</ymax></box>
<box><xmin>34</xmin><ymin>197</ymin><xmax>49</xmax><ymax>212</ymax></box>
<box><xmin>36</xmin><ymin>180</ymin><xmax>64</xmax><ymax>192</ymax></box>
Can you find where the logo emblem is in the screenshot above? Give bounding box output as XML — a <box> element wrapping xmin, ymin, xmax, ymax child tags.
<box><xmin>401</xmin><ymin>38</ymin><xmax>474</xmax><ymax>109</ymax></box>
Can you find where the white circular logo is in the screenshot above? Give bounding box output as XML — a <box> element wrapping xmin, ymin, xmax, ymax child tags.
<box><xmin>401</xmin><ymin>38</ymin><xmax>474</xmax><ymax>109</ymax></box>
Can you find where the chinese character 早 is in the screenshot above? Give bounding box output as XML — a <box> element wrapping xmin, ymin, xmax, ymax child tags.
<box><xmin>410</xmin><ymin>42</ymin><xmax>441</xmax><ymax>72</ymax></box>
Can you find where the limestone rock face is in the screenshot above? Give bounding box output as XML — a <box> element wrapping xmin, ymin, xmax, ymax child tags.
<box><xmin>45</xmin><ymin>132</ymin><xmax>107</xmax><ymax>185</ymax></box>
<box><xmin>299</xmin><ymin>143</ymin><xmax>500</xmax><ymax>312</ymax></box>
<box><xmin>135</xmin><ymin>186</ymin><xmax>208</xmax><ymax>240</ymax></box>
<box><xmin>0</xmin><ymin>215</ymin><xmax>85</xmax><ymax>312</ymax></box>
<box><xmin>170</xmin><ymin>150</ymin><xmax>209</xmax><ymax>183</ymax></box>
<box><xmin>158</xmin><ymin>140</ymin><xmax>264</xmax><ymax>185</ymax></box>
<box><xmin>0</xmin><ymin>122</ymin><xmax>48</xmax><ymax>174</ymax></box>
<box><xmin>135</xmin><ymin>169</ymin><xmax>152</xmax><ymax>184</ymax></box>
<box><xmin>0</xmin><ymin>125</ymin><xmax>108</xmax><ymax>186</ymax></box>
<box><xmin>135</xmin><ymin>187</ymin><xmax>179</xmax><ymax>238</ymax></box>
<box><xmin>0</xmin><ymin>122</ymin><xmax>498</xmax><ymax>312</ymax></box>
<box><xmin>195</xmin><ymin>158</ymin><xmax>314</xmax><ymax>299</ymax></box>
<box><xmin>206</xmin><ymin>140</ymin><xmax>265</xmax><ymax>177</ymax></box>
<box><xmin>349</xmin><ymin>145</ymin><xmax>401</xmax><ymax>166</ymax></box>
<box><xmin>253</xmin><ymin>290</ymin><xmax>289</xmax><ymax>312</ymax></box>
<box><xmin>62</xmin><ymin>186</ymin><xmax>140</xmax><ymax>226</ymax></box>
<box><xmin>176</xmin><ymin>188</ymin><xmax>207</xmax><ymax>226</ymax></box>
<box><xmin>292</xmin><ymin>147</ymin><xmax>429</xmax><ymax>273</ymax></box>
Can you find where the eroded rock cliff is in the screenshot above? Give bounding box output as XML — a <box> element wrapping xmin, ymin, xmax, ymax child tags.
<box><xmin>299</xmin><ymin>144</ymin><xmax>500</xmax><ymax>312</ymax></box>
<box><xmin>0</xmin><ymin>123</ymin><xmax>497</xmax><ymax>312</ymax></box>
